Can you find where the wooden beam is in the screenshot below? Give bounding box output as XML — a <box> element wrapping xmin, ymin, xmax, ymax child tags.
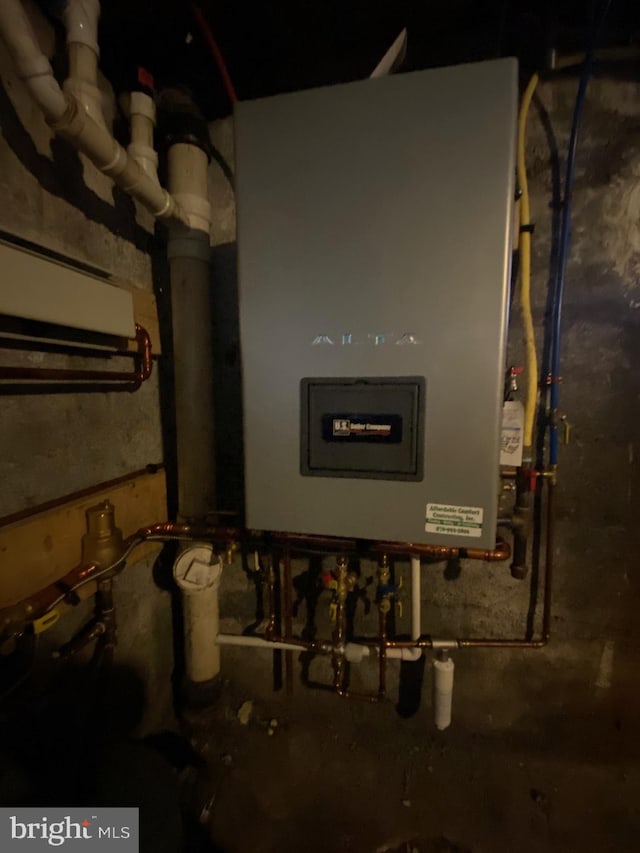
<box><xmin>120</xmin><ymin>285</ymin><xmax>162</xmax><ymax>355</ymax></box>
<box><xmin>0</xmin><ymin>470</ymin><xmax>167</xmax><ymax>609</ymax></box>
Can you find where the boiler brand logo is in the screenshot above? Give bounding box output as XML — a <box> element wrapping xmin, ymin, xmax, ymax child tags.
<box><xmin>311</xmin><ymin>332</ymin><xmax>421</xmax><ymax>347</ymax></box>
<box><xmin>2</xmin><ymin>808</ymin><xmax>138</xmax><ymax>851</ymax></box>
<box><xmin>332</xmin><ymin>418</ymin><xmax>392</xmax><ymax>437</ymax></box>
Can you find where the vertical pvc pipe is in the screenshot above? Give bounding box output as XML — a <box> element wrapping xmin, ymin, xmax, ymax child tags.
<box><xmin>433</xmin><ymin>654</ymin><xmax>455</xmax><ymax>730</ymax></box>
<box><xmin>173</xmin><ymin>544</ymin><xmax>222</xmax><ymax>683</ymax></box>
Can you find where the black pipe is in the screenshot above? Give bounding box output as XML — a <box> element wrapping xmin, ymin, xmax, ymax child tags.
<box><xmin>160</xmin><ymin>89</ymin><xmax>215</xmax><ymax>521</ymax></box>
<box><xmin>511</xmin><ymin>467</ymin><xmax>532</xmax><ymax>579</ymax></box>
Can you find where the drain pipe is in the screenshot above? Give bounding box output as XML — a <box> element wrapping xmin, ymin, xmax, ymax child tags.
<box><xmin>160</xmin><ymin>90</ymin><xmax>217</xmax><ymax>701</ymax></box>
<box><xmin>173</xmin><ymin>545</ymin><xmax>223</xmax><ymax>687</ymax></box>
<box><xmin>0</xmin><ymin>0</ymin><xmax>185</xmax><ymax>224</ymax></box>
<box><xmin>63</xmin><ymin>0</ymin><xmax>105</xmax><ymax>126</ymax></box>
<box><xmin>160</xmin><ymin>89</ymin><xmax>215</xmax><ymax>519</ymax></box>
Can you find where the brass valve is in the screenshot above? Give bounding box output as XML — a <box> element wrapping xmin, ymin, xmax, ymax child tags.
<box><xmin>376</xmin><ymin>553</ymin><xmax>403</xmax><ymax>616</ymax></box>
<box><xmin>329</xmin><ymin>556</ymin><xmax>349</xmax><ymax>622</ymax></box>
<box><xmin>225</xmin><ymin>540</ymin><xmax>239</xmax><ymax>565</ymax></box>
<box><xmin>378</xmin><ymin>554</ymin><xmax>390</xmax><ymax>585</ymax></box>
<box><xmin>82</xmin><ymin>500</ymin><xmax>124</xmax><ymax>571</ymax></box>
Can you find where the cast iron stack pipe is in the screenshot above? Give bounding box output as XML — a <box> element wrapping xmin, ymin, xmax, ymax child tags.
<box><xmin>159</xmin><ymin>88</ymin><xmax>215</xmax><ymax>521</ymax></box>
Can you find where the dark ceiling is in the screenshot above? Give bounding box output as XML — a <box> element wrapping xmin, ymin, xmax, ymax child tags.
<box><xmin>45</xmin><ymin>1</ymin><xmax>640</xmax><ymax>119</ymax></box>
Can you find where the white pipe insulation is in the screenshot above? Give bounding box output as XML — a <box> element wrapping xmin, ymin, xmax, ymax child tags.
<box><xmin>0</xmin><ymin>0</ymin><xmax>187</xmax><ymax>225</ymax></box>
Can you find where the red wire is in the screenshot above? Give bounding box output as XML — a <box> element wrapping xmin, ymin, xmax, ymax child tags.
<box><xmin>190</xmin><ymin>3</ymin><xmax>238</xmax><ymax>105</ymax></box>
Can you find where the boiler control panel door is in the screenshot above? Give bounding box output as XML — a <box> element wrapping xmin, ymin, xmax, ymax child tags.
<box><xmin>301</xmin><ymin>376</ymin><xmax>425</xmax><ymax>481</ymax></box>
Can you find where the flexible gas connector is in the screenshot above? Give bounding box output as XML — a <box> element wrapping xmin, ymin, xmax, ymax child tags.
<box><xmin>517</xmin><ymin>73</ymin><xmax>540</xmax><ymax>452</ymax></box>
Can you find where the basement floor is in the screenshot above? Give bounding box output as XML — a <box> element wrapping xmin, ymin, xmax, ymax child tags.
<box><xmin>177</xmin><ymin>661</ymin><xmax>639</xmax><ymax>853</ymax></box>
<box><xmin>1</xmin><ymin>633</ymin><xmax>638</xmax><ymax>853</ymax></box>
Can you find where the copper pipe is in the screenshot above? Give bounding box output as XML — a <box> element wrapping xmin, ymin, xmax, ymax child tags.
<box><xmin>260</xmin><ymin>634</ymin><xmax>311</xmax><ymax>650</ymax></box>
<box><xmin>1</xmin><ymin>559</ymin><xmax>98</xmax><ymax>636</ymax></box>
<box><xmin>541</xmin><ymin>476</ymin><xmax>554</xmax><ymax>641</ymax></box>
<box><xmin>355</xmin><ymin>479</ymin><xmax>555</xmax><ymax>651</ymax></box>
<box><xmin>501</xmin><ymin>467</ymin><xmax>518</xmax><ymax>479</ymax></box>
<box><xmin>282</xmin><ymin>546</ymin><xmax>294</xmax><ymax>694</ymax></box>
<box><xmin>378</xmin><ymin>605</ymin><xmax>388</xmax><ymax>700</ymax></box>
<box><xmin>272</xmin><ymin>558</ymin><xmax>283</xmax><ymax>691</ymax></box>
<box><xmin>373</xmin><ymin>539</ymin><xmax>511</xmax><ymax>562</ymax></box>
<box><xmin>271</xmin><ymin>531</ymin><xmax>511</xmax><ymax>563</ymax></box>
<box><xmin>264</xmin><ymin>554</ymin><xmax>276</xmax><ymax>641</ymax></box>
<box><xmin>135</xmin><ymin>324</ymin><xmax>152</xmax><ymax>384</ymax></box>
<box><xmin>0</xmin><ymin>464</ymin><xmax>163</xmax><ymax>529</ymax></box>
<box><xmin>332</xmin><ymin>556</ymin><xmax>348</xmax><ymax>692</ymax></box>
<box><xmin>0</xmin><ymin>323</ymin><xmax>153</xmax><ymax>391</ymax></box>
<box><xmin>3</xmin><ymin>504</ymin><xmax>539</xmax><ymax>661</ymax></box>
<box><xmin>337</xmin><ymin>688</ymin><xmax>383</xmax><ymax>703</ymax></box>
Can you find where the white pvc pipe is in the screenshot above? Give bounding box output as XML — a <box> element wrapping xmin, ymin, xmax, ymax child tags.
<box><xmin>0</xmin><ymin>0</ymin><xmax>186</xmax><ymax>225</ymax></box>
<box><xmin>410</xmin><ymin>556</ymin><xmax>421</xmax><ymax>642</ymax></box>
<box><xmin>65</xmin><ymin>43</ymin><xmax>105</xmax><ymax>126</ymax></box>
<box><xmin>63</xmin><ymin>1</ymin><xmax>105</xmax><ymax>126</ymax></box>
<box><xmin>63</xmin><ymin>0</ymin><xmax>100</xmax><ymax>54</ymax></box>
<box><xmin>433</xmin><ymin>655</ymin><xmax>455</xmax><ymax>730</ymax></box>
<box><xmin>128</xmin><ymin>91</ymin><xmax>159</xmax><ymax>181</ymax></box>
<box><xmin>0</xmin><ymin>0</ymin><xmax>67</xmax><ymax>120</ymax></box>
<box><xmin>389</xmin><ymin>645</ymin><xmax>422</xmax><ymax>662</ymax></box>
<box><xmin>167</xmin><ymin>143</ymin><xmax>212</xmax><ymax>233</ymax></box>
<box><xmin>216</xmin><ymin>636</ymin><xmax>422</xmax><ymax>663</ymax></box>
<box><xmin>174</xmin><ymin>546</ymin><xmax>223</xmax><ymax>683</ymax></box>
<box><xmin>217</xmin><ymin>635</ymin><xmax>305</xmax><ymax>653</ymax></box>
<box><xmin>344</xmin><ymin>642</ymin><xmax>421</xmax><ymax>663</ymax></box>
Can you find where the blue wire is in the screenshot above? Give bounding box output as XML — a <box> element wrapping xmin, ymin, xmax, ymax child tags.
<box><xmin>548</xmin><ymin>0</ymin><xmax>612</xmax><ymax>465</ymax></box>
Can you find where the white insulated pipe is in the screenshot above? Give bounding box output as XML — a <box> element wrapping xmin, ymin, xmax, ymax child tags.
<box><xmin>0</xmin><ymin>0</ymin><xmax>186</xmax><ymax>225</ymax></box>
<box><xmin>433</xmin><ymin>654</ymin><xmax>455</xmax><ymax>730</ymax></box>
<box><xmin>173</xmin><ymin>545</ymin><xmax>223</xmax><ymax>684</ymax></box>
